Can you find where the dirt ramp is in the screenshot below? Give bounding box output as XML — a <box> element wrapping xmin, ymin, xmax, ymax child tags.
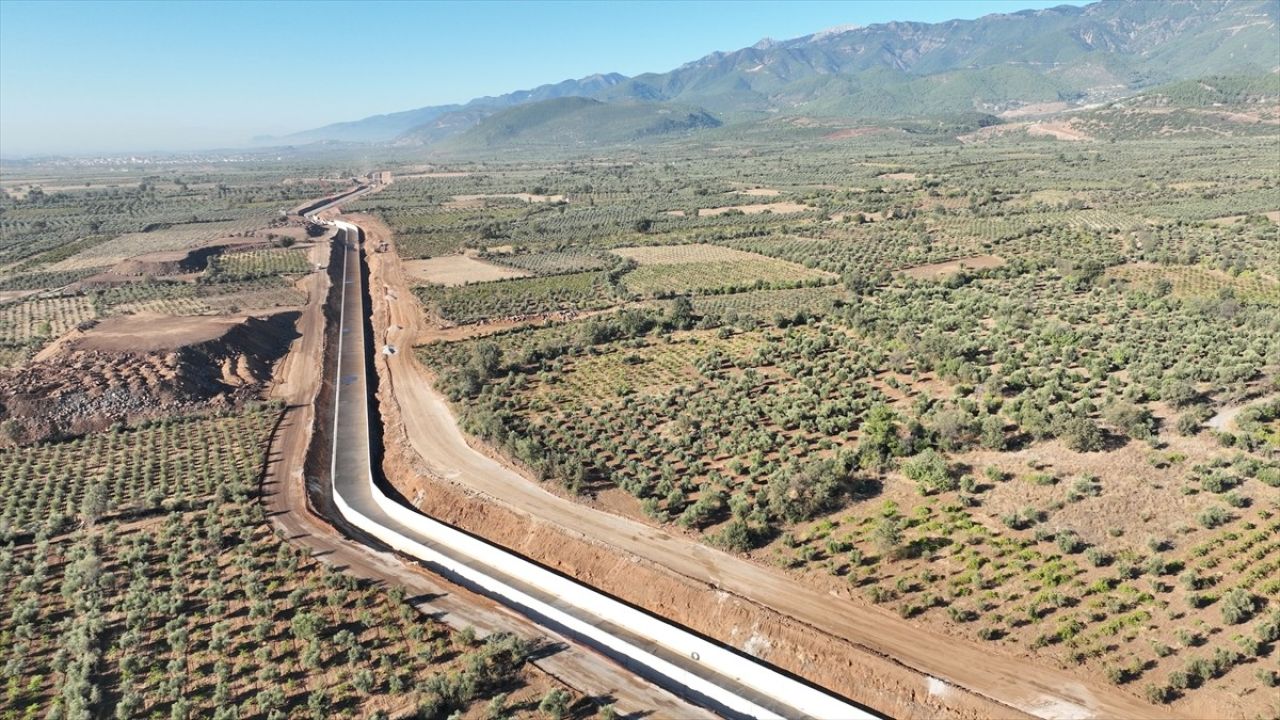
<box><xmin>0</xmin><ymin>312</ymin><xmax>299</xmax><ymax>444</ymax></box>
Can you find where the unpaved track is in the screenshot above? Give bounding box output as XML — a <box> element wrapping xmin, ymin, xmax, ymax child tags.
<box><xmin>353</xmin><ymin>209</ymin><xmax>1177</xmax><ymax>720</ymax></box>
<box><xmin>259</xmin><ymin>212</ymin><xmax>710</xmax><ymax>718</ymax></box>
<box><xmin>1207</xmin><ymin>393</ymin><xmax>1279</xmax><ymax>432</ymax></box>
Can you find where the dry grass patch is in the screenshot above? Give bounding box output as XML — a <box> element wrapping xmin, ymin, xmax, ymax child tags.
<box><xmin>1027</xmin><ymin>121</ymin><xmax>1093</xmax><ymax>141</ymax></box>
<box><xmin>405</xmin><ymin>255</ymin><xmax>533</xmax><ymax>286</ymax></box>
<box><xmin>901</xmin><ymin>255</ymin><xmax>1007</xmax><ymax>280</ymax></box>
<box><xmin>696</xmin><ymin>202</ymin><xmax>809</xmax><ymax>217</ymax></box>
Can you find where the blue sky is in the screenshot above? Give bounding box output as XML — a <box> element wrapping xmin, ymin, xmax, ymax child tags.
<box><xmin>0</xmin><ymin>0</ymin><xmax>1088</xmax><ymax>156</ymax></box>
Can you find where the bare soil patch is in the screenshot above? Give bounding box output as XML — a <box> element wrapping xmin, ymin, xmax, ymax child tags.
<box><xmin>397</xmin><ymin>171</ymin><xmax>473</xmax><ymax>179</ymax></box>
<box><xmin>829</xmin><ymin>210</ymin><xmax>890</xmax><ymax>223</ymax></box>
<box><xmin>444</xmin><ymin>193</ymin><xmax>565</xmax><ymax>209</ymax></box>
<box><xmin>0</xmin><ymin>290</ymin><xmax>38</xmax><ymax>304</ymax></box>
<box><xmin>959</xmin><ymin>121</ymin><xmax>1092</xmax><ymax>144</ymax></box>
<box><xmin>955</xmin><ymin>438</ymin><xmax>1209</xmax><ymax>551</ymax></box>
<box><xmin>2</xmin><ymin>312</ymin><xmax>298</xmax><ymax>444</ymax></box>
<box><xmin>107</xmin><ymin>239</ymin><xmax>266</xmax><ymax>278</ymax></box>
<box><xmin>998</xmin><ymin>102</ymin><xmax>1071</xmax><ymax>119</ymax></box>
<box><xmin>901</xmin><ymin>255</ymin><xmax>1007</xmax><ymax>279</ymax></box>
<box><xmin>71</xmin><ymin>313</ymin><xmax>252</xmax><ymax>353</ymax></box>
<box><xmin>733</xmin><ymin>187</ymin><xmax>782</xmax><ymax>197</ymax></box>
<box><xmin>404</xmin><ymin>254</ymin><xmax>533</xmax><ymax>286</ymax></box>
<box><xmin>1027</xmin><ymin>121</ymin><xmax>1092</xmax><ymax>141</ymax></box>
<box><xmin>823</xmin><ymin>127</ymin><xmax>884</xmax><ymax>140</ymax></box>
<box><xmin>697</xmin><ymin>201</ymin><xmax>809</xmax><ymax>217</ymax></box>
<box><xmin>878</xmin><ymin>172</ymin><xmax>918</xmax><ymax>181</ymax></box>
<box><xmin>1207</xmin><ymin>210</ymin><xmax>1280</xmax><ymax>226</ymax></box>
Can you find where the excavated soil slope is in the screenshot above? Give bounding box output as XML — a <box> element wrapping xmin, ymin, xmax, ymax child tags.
<box><xmin>0</xmin><ymin>312</ymin><xmax>299</xmax><ymax>443</ymax></box>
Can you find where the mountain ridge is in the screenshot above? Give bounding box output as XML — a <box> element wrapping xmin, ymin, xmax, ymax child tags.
<box><xmin>267</xmin><ymin>0</ymin><xmax>1278</xmax><ymax>147</ymax></box>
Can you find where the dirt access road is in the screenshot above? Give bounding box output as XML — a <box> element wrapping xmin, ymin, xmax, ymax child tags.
<box><xmin>353</xmin><ymin>209</ymin><xmax>1176</xmax><ymax>720</ymax></box>
<box><xmin>259</xmin><ymin>214</ymin><xmax>709</xmax><ymax>717</ymax></box>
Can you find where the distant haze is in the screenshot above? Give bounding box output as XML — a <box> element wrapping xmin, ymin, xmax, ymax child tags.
<box><xmin>0</xmin><ymin>0</ymin><xmax>1086</xmax><ymax>156</ymax></box>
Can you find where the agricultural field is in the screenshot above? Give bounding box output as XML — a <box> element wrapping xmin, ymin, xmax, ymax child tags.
<box><xmin>0</xmin><ymin>164</ymin><xmax>340</xmax><ymax>283</ymax></box>
<box><xmin>1106</xmin><ymin>263</ymin><xmax>1280</xmax><ymax>305</ymax></box>
<box><xmin>0</xmin><ymin>160</ymin><xmax>595</xmax><ymax>720</ymax></box>
<box><xmin>484</xmin><ymin>249</ymin><xmax>619</xmax><ymax>276</ymax></box>
<box><xmin>0</xmin><ymin>407</ymin><xmax>570</xmax><ymax>719</ymax></box>
<box><xmin>395</xmin><ymin>131</ymin><xmax>1280</xmax><ymax>717</ymax></box>
<box><xmin>0</xmin><ymin>295</ymin><xmax>94</xmax><ymax>364</ymax></box>
<box><xmin>0</xmin><ymin>80</ymin><xmax>1276</xmax><ymax>720</ymax></box>
<box><xmin>88</xmin><ymin>277</ymin><xmax>307</xmax><ymax>318</ymax></box>
<box><xmin>688</xmin><ymin>285</ymin><xmax>853</xmax><ymax>325</ymax></box>
<box><xmin>695</xmin><ymin>201</ymin><xmax>812</xmax><ymax>217</ymax></box>
<box><xmin>414</xmin><ymin>270</ymin><xmax>621</xmax><ymax>324</ymax></box>
<box><xmin>205</xmin><ymin>248</ymin><xmax>312</xmax><ymax>283</ymax></box>
<box><xmin>0</xmin><ymin>165</ymin><xmax>332</xmax><ymax>376</ymax></box>
<box><xmin>612</xmin><ymin>243</ymin><xmax>837</xmax><ymax>297</ymax></box>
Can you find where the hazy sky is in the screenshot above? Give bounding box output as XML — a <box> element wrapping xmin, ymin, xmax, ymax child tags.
<box><xmin>0</xmin><ymin>0</ymin><xmax>1089</xmax><ymax>156</ymax></box>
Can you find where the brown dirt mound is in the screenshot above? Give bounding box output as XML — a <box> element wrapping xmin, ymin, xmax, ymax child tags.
<box><xmin>105</xmin><ymin>239</ymin><xmax>268</xmax><ymax>279</ymax></box>
<box><xmin>70</xmin><ymin>314</ymin><xmax>252</xmax><ymax>353</ymax></box>
<box><xmin>0</xmin><ymin>312</ymin><xmax>299</xmax><ymax>444</ymax></box>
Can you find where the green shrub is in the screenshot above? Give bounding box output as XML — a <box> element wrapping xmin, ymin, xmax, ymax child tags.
<box><xmin>902</xmin><ymin>449</ymin><xmax>956</xmax><ymax>496</ymax></box>
<box><xmin>1197</xmin><ymin>505</ymin><xmax>1230</xmax><ymax>528</ymax></box>
<box><xmin>1059</xmin><ymin>414</ymin><xmax>1105</xmax><ymax>452</ymax></box>
<box><xmin>1144</xmin><ymin>683</ymin><xmax>1171</xmax><ymax>704</ymax></box>
<box><xmin>1056</xmin><ymin>531</ymin><xmax>1085</xmax><ymax>554</ymax></box>
<box><xmin>1220</xmin><ymin>588</ymin><xmax>1255</xmax><ymax>625</ymax></box>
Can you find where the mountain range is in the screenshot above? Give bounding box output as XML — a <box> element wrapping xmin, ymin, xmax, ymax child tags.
<box><xmin>267</xmin><ymin>0</ymin><xmax>1279</xmax><ymax>149</ymax></box>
